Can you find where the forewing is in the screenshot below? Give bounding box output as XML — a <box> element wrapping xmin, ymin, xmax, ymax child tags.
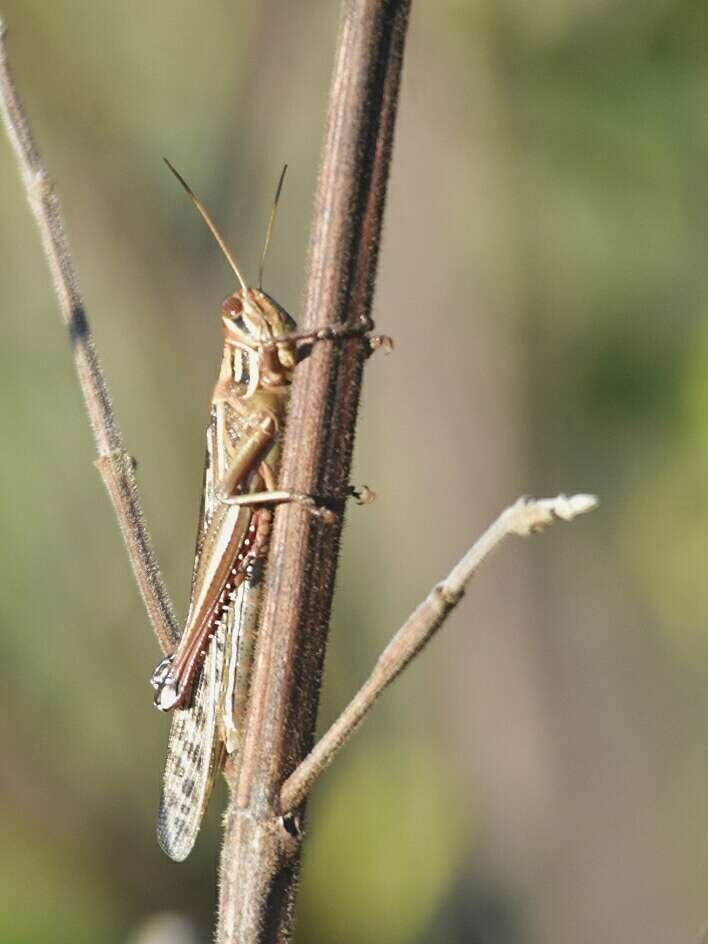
<box><xmin>157</xmin><ymin>619</ymin><xmax>227</xmax><ymax>862</ymax></box>
<box><xmin>189</xmin><ymin>408</ymin><xmax>219</xmax><ymax>601</ymax></box>
<box><xmin>183</xmin><ymin>403</ymin><xmax>250</xmax><ymax>633</ymax></box>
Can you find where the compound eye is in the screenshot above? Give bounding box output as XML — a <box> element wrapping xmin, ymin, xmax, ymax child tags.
<box><xmin>222</xmin><ymin>293</ymin><xmax>243</xmax><ymax>319</ymax></box>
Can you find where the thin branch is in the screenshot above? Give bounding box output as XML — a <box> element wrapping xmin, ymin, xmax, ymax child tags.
<box><xmin>280</xmin><ymin>493</ymin><xmax>598</xmax><ymax>811</ymax></box>
<box><xmin>216</xmin><ymin>2</ymin><xmax>412</xmax><ymax>942</ymax></box>
<box><xmin>0</xmin><ymin>21</ymin><xmax>179</xmax><ymax>653</ymax></box>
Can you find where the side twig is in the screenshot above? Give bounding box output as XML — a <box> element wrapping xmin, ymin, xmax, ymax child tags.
<box><xmin>281</xmin><ymin>493</ymin><xmax>598</xmax><ymax>811</ymax></box>
<box><xmin>0</xmin><ymin>21</ymin><xmax>179</xmax><ymax>653</ymax></box>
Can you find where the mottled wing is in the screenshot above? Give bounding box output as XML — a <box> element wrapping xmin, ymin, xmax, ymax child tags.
<box><xmin>157</xmin><ymin>617</ymin><xmax>227</xmax><ymax>861</ymax></box>
<box><xmin>156</xmin><ymin>408</ymin><xmax>223</xmax><ymax>862</ymax></box>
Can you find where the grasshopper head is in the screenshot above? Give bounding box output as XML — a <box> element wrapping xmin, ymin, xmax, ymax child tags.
<box><xmin>162</xmin><ymin>160</ymin><xmax>296</xmax><ymax>394</ymax></box>
<box><xmin>222</xmin><ymin>288</ymin><xmax>297</xmax><ymax>394</ymax></box>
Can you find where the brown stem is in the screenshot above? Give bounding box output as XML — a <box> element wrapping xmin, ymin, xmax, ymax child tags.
<box><xmin>280</xmin><ymin>494</ymin><xmax>598</xmax><ymax>812</ymax></box>
<box><xmin>216</xmin><ymin>1</ymin><xmax>412</xmax><ymax>941</ymax></box>
<box><xmin>0</xmin><ymin>21</ymin><xmax>179</xmax><ymax>654</ymax></box>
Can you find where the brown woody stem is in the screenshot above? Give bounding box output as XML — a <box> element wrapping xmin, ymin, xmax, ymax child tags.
<box><xmin>0</xmin><ymin>21</ymin><xmax>179</xmax><ymax>654</ymax></box>
<box><xmin>216</xmin><ymin>1</ymin><xmax>412</xmax><ymax>942</ymax></box>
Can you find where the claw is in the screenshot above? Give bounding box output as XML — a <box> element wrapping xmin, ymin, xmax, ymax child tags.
<box><xmin>351</xmin><ymin>484</ymin><xmax>376</xmax><ymax>505</ymax></box>
<box><xmin>150</xmin><ymin>653</ymin><xmax>182</xmax><ymax>711</ymax></box>
<box><xmin>154</xmin><ymin>678</ymin><xmax>181</xmax><ymax>712</ymax></box>
<box><xmin>368</xmin><ymin>334</ymin><xmax>394</xmax><ymax>355</ymax></box>
<box><xmin>150</xmin><ymin>653</ymin><xmax>174</xmax><ymax>689</ymax></box>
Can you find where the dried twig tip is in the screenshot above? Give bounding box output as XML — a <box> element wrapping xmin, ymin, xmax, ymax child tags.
<box><xmin>554</xmin><ymin>493</ymin><xmax>599</xmax><ymax>519</ymax></box>
<box><xmin>510</xmin><ymin>493</ymin><xmax>598</xmax><ymax>536</ymax></box>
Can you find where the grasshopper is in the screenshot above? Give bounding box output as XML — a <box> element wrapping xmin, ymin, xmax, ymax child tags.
<box><xmin>150</xmin><ymin>162</ymin><xmax>376</xmax><ymax>861</ymax></box>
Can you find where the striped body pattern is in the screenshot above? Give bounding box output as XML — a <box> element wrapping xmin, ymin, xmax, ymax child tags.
<box><xmin>152</xmin><ymin>284</ymin><xmax>297</xmax><ymax>862</ymax></box>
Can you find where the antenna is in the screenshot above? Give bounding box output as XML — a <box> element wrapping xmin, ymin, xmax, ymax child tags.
<box><xmin>258</xmin><ymin>164</ymin><xmax>288</xmax><ymax>291</ymax></box>
<box><xmin>163</xmin><ymin>158</ymin><xmax>249</xmax><ymax>295</ymax></box>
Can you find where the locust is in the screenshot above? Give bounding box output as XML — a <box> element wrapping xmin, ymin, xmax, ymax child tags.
<box><xmin>150</xmin><ymin>162</ymin><xmax>370</xmax><ymax>862</ymax></box>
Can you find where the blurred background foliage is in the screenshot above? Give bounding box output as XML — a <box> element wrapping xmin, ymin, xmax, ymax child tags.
<box><xmin>1</xmin><ymin>1</ymin><xmax>707</xmax><ymax>942</ymax></box>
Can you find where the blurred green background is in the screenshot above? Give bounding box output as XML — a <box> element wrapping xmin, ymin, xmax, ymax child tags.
<box><xmin>1</xmin><ymin>2</ymin><xmax>707</xmax><ymax>942</ymax></box>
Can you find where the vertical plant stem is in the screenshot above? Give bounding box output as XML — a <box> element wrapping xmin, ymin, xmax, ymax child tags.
<box><xmin>216</xmin><ymin>1</ymin><xmax>412</xmax><ymax>941</ymax></box>
<box><xmin>0</xmin><ymin>21</ymin><xmax>179</xmax><ymax>653</ymax></box>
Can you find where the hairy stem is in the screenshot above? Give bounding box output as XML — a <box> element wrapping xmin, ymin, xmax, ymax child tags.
<box><xmin>216</xmin><ymin>2</ymin><xmax>412</xmax><ymax>942</ymax></box>
<box><xmin>0</xmin><ymin>21</ymin><xmax>179</xmax><ymax>653</ymax></box>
